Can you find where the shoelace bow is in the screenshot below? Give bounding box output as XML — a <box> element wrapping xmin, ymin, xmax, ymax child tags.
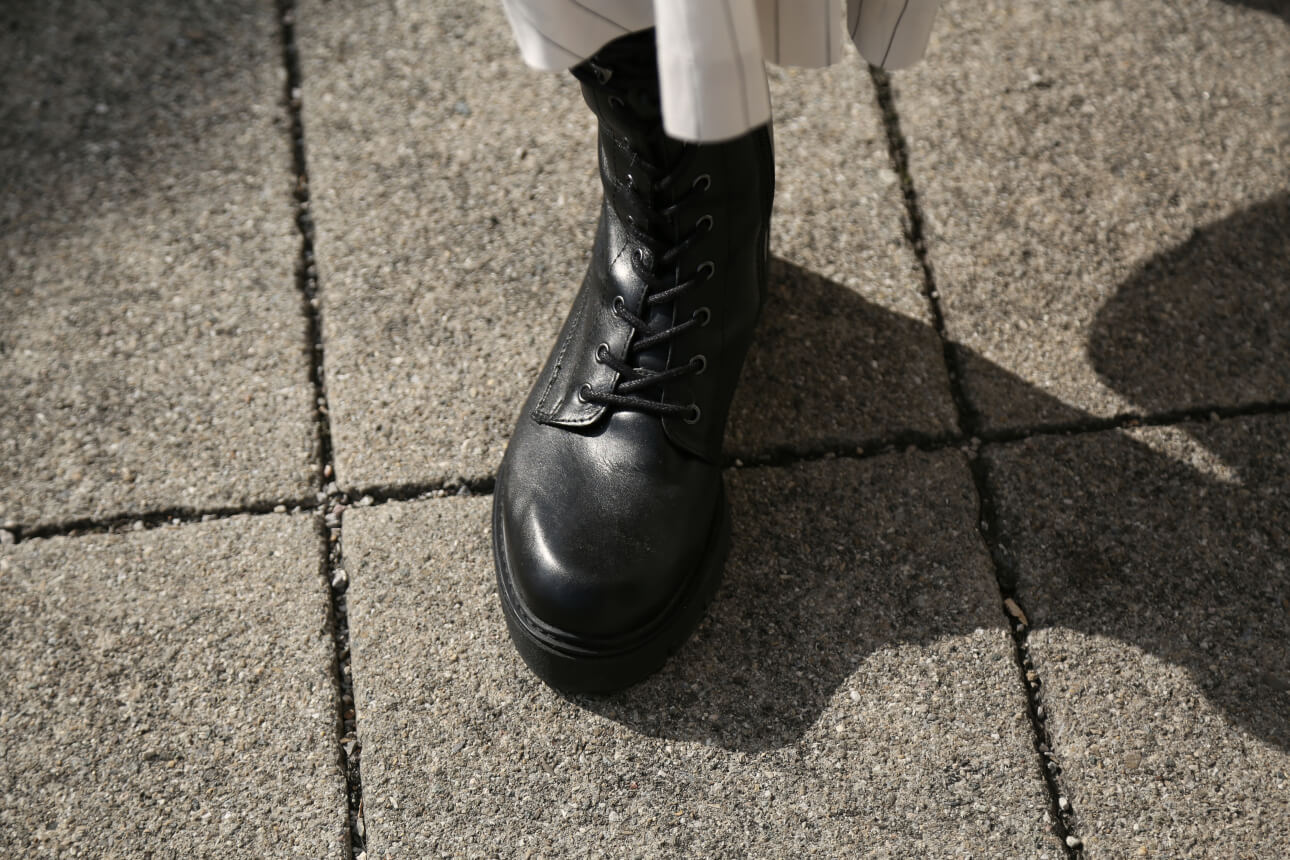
<box><xmin>580</xmin><ymin>139</ymin><xmax>716</xmax><ymax>422</ymax></box>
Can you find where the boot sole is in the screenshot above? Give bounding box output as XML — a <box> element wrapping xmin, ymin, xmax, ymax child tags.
<box><xmin>492</xmin><ymin>483</ymin><xmax>731</xmax><ymax>694</ymax></box>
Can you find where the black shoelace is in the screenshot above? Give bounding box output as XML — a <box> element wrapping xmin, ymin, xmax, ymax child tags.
<box><xmin>579</xmin><ymin>143</ymin><xmax>716</xmax><ymax>423</ymax></box>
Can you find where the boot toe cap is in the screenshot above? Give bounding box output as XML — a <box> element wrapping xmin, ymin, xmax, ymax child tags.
<box><xmin>500</xmin><ymin>486</ymin><xmax>714</xmax><ymax>639</ymax></box>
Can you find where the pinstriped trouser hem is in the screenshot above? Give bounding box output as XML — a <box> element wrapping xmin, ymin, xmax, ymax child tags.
<box><xmin>501</xmin><ymin>0</ymin><xmax>941</xmax><ymax>141</ymax></box>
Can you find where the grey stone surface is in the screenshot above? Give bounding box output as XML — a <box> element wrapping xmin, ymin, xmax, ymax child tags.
<box><xmin>344</xmin><ymin>455</ymin><xmax>1058</xmax><ymax>856</ymax></box>
<box><xmin>986</xmin><ymin>415</ymin><xmax>1290</xmax><ymax>857</ymax></box>
<box><xmin>0</xmin><ymin>515</ymin><xmax>347</xmax><ymax>857</ymax></box>
<box><xmin>299</xmin><ymin>0</ymin><xmax>953</xmax><ymax>491</ymax></box>
<box><xmin>895</xmin><ymin>0</ymin><xmax>1290</xmax><ymax>430</ymax></box>
<box><xmin>0</xmin><ymin>1</ymin><xmax>317</xmax><ymax>528</ymax></box>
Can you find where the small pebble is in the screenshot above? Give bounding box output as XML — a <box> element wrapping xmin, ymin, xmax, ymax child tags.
<box><xmin>332</xmin><ymin>568</ymin><xmax>348</xmax><ymax>587</ymax></box>
<box><xmin>1065</xmin><ymin>835</ymin><xmax>1082</xmax><ymax>849</ymax></box>
<box><xmin>273</xmin><ymin>504</ymin><xmax>287</xmax><ymax>513</ymax></box>
<box><xmin>1058</xmin><ymin>795</ymin><xmax>1069</xmax><ymax>811</ymax></box>
<box><xmin>1003</xmin><ymin>597</ymin><xmax>1028</xmax><ymax>627</ymax></box>
<box><xmin>1124</xmin><ymin>751</ymin><xmax>1143</xmax><ymax>770</ymax></box>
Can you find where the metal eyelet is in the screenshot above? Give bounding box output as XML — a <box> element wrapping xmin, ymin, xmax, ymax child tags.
<box><xmin>589</xmin><ymin>63</ymin><xmax>613</xmax><ymax>85</ymax></box>
<box><xmin>683</xmin><ymin>404</ymin><xmax>702</xmax><ymax>424</ymax></box>
<box><xmin>612</xmin><ymin>295</ymin><xmax>626</xmax><ymax>315</ymax></box>
<box><xmin>607</xmin><ymin>95</ymin><xmax>625</xmax><ymax>110</ymax></box>
<box><xmin>692</xmin><ymin>306</ymin><xmax>711</xmax><ymax>327</ymax></box>
<box><xmin>577</xmin><ymin>383</ymin><xmax>593</xmax><ymax>403</ymax></box>
<box><xmin>595</xmin><ymin>343</ymin><xmax>609</xmax><ymax>362</ymax></box>
<box><xmin>697</xmin><ymin>261</ymin><xmax>715</xmax><ymax>280</ymax></box>
<box><xmin>695</xmin><ymin>214</ymin><xmax>713</xmax><ymax>232</ymax></box>
<box><xmin>692</xmin><ymin>174</ymin><xmax>711</xmax><ymax>192</ymax></box>
<box><xmin>690</xmin><ymin>354</ymin><xmax>707</xmax><ymax>375</ymax></box>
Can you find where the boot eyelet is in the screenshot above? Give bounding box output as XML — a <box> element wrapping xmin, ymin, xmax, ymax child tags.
<box><xmin>612</xmin><ymin>295</ymin><xmax>626</xmax><ymax>315</ymax></box>
<box><xmin>692</xmin><ymin>306</ymin><xmax>711</xmax><ymax>327</ymax></box>
<box><xmin>683</xmin><ymin>404</ymin><xmax>702</xmax><ymax>424</ymax></box>
<box><xmin>690</xmin><ymin>354</ymin><xmax>707</xmax><ymax>375</ymax></box>
<box><xmin>595</xmin><ymin>342</ymin><xmax>610</xmax><ymax>362</ymax></box>
<box><xmin>589</xmin><ymin>63</ymin><xmax>612</xmax><ymax>85</ymax></box>
<box><xmin>607</xmin><ymin>95</ymin><xmax>625</xmax><ymax>110</ymax></box>
<box><xmin>697</xmin><ymin>261</ymin><xmax>715</xmax><ymax>280</ymax></box>
<box><xmin>696</xmin><ymin>214</ymin><xmax>713</xmax><ymax>232</ymax></box>
<box><xmin>692</xmin><ymin>174</ymin><xmax>711</xmax><ymax>192</ymax></box>
<box><xmin>577</xmin><ymin>383</ymin><xmax>594</xmax><ymax>403</ymax></box>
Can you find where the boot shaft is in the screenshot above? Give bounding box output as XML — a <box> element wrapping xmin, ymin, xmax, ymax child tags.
<box><xmin>530</xmin><ymin>30</ymin><xmax>775</xmax><ymax>463</ymax></box>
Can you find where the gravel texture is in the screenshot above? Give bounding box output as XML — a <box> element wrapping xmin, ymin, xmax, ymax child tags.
<box><xmin>298</xmin><ymin>0</ymin><xmax>954</xmax><ymax>492</ymax></box>
<box><xmin>0</xmin><ymin>0</ymin><xmax>317</xmax><ymax>528</ymax></box>
<box><xmin>0</xmin><ymin>515</ymin><xmax>347</xmax><ymax>857</ymax></box>
<box><xmin>986</xmin><ymin>415</ymin><xmax>1290</xmax><ymax>857</ymax></box>
<box><xmin>894</xmin><ymin>0</ymin><xmax>1290</xmax><ymax>430</ymax></box>
<box><xmin>343</xmin><ymin>455</ymin><xmax>1058</xmax><ymax>857</ymax></box>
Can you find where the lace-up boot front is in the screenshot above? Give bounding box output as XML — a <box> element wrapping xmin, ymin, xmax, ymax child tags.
<box><xmin>492</xmin><ymin>29</ymin><xmax>774</xmax><ymax>692</ymax></box>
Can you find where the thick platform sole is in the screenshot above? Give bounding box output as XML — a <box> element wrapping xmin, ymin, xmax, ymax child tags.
<box><xmin>491</xmin><ymin>484</ymin><xmax>731</xmax><ymax>694</ymax></box>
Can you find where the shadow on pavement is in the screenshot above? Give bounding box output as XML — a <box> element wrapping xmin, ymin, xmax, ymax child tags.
<box><xmin>1089</xmin><ymin>193</ymin><xmax>1290</xmax><ymax>415</ymax></box>
<box><xmin>1221</xmin><ymin>0</ymin><xmax>1290</xmax><ymax>23</ymax></box>
<box><xmin>579</xmin><ymin>218</ymin><xmax>1290</xmax><ymax>753</ymax></box>
<box><xmin>0</xmin><ymin>0</ymin><xmax>277</xmax><ymax>232</ymax></box>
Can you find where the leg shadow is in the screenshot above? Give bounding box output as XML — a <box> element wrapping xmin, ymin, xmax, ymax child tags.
<box><xmin>576</xmin><ymin>211</ymin><xmax>1290</xmax><ymax>752</ymax></box>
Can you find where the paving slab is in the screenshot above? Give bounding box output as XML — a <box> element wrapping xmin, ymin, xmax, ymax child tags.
<box><xmin>0</xmin><ymin>515</ymin><xmax>347</xmax><ymax>857</ymax></box>
<box><xmin>0</xmin><ymin>0</ymin><xmax>316</xmax><ymax>528</ymax></box>
<box><xmin>343</xmin><ymin>454</ymin><xmax>1058</xmax><ymax>857</ymax></box>
<box><xmin>986</xmin><ymin>415</ymin><xmax>1290</xmax><ymax>857</ymax></box>
<box><xmin>894</xmin><ymin>0</ymin><xmax>1290</xmax><ymax>430</ymax></box>
<box><xmin>299</xmin><ymin>0</ymin><xmax>953</xmax><ymax>492</ymax></box>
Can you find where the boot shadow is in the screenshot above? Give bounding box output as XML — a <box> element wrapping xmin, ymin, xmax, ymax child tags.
<box><xmin>577</xmin><ymin>216</ymin><xmax>1290</xmax><ymax>752</ymax></box>
<box><xmin>724</xmin><ymin>258</ymin><xmax>959</xmax><ymax>457</ymax></box>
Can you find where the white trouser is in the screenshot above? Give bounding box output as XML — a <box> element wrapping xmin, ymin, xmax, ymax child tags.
<box><xmin>501</xmin><ymin>0</ymin><xmax>941</xmax><ymax>141</ymax></box>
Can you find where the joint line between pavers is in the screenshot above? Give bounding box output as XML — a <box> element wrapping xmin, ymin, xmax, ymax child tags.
<box><xmin>969</xmin><ymin>453</ymin><xmax>1085</xmax><ymax>856</ymax></box>
<box><xmin>4</xmin><ymin>497</ymin><xmax>321</xmax><ymax>544</ymax></box>
<box><xmin>867</xmin><ymin>63</ymin><xmax>1084</xmax><ymax>857</ymax></box>
<box><xmin>7</xmin><ymin>399</ymin><xmax>1286</xmax><ymax>546</ymax></box>
<box><xmin>273</xmin><ymin>0</ymin><xmax>366</xmax><ymax>855</ymax></box>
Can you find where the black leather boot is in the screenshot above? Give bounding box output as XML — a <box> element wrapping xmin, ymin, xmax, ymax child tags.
<box><xmin>492</xmin><ymin>29</ymin><xmax>774</xmax><ymax>693</ymax></box>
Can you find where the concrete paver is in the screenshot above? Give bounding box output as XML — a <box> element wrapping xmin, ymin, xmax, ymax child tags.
<box><xmin>986</xmin><ymin>415</ymin><xmax>1290</xmax><ymax>856</ymax></box>
<box><xmin>0</xmin><ymin>0</ymin><xmax>317</xmax><ymax>528</ymax></box>
<box><xmin>895</xmin><ymin>0</ymin><xmax>1290</xmax><ymax>430</ymax></box>
<box><xmin>299</xmin><ymin>0</ymin><xmax>954</xmax><ymax>492</ymax></box>
<box><xmin>344</xmin><ymin>455</ymin><xmax>1057</xmax><ymax>857</ymax></box>
<box><xmin>0</xmin><ymin>515</ymin><xmax>347</xmax><ymax>857</ymax></box>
